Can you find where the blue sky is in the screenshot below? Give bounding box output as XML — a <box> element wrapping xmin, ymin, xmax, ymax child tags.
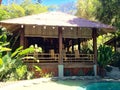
<box><xmin>41</xmin><ymin>0</ymin><xmax>76</xmax><ymax>6</ymax></box>
<box><xmin>2</xmin><ymin>0</ymin><xmax>77</xmax><ymax>6</ymax></box>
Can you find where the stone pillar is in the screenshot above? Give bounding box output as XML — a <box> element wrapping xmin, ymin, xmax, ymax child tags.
<box><xmin>58</xmin><ymin>65</ymin><xmax>64</xmax><ymax>78</ymax></box>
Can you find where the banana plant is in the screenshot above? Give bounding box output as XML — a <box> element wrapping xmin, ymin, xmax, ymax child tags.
<box><xmin>0</xmin><ymin>27</ymin><xmax>35</xmax><ymax>81</ymax></box>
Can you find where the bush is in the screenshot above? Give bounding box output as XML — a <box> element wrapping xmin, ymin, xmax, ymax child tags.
<box><xmin>112</xmin><ymin>52</ymin><xmax>120</xmax><ymax>70</ymax></box>
<box><xmin>0</xmin><ymin>27</ymin><xmax>34</xmax><ymax>81</ymax></box>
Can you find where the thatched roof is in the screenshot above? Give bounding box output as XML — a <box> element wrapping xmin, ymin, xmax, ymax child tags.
<box><xmin>0</xmin><ymin>11</ymin><xmax>115</xmax><ymax>33</ymax></box>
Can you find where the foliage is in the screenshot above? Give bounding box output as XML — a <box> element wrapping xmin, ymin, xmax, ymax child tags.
<box><xmin>0</xmin><ymin>4</ymin><xmax>25</xmax><ymax>19</ymax></box>
<box><xmin>76</xmin><ymin>0</ymin><xmax>99</xmax><ymax>20</ymax></box>
<box><xmin>0</xmin><ymin>8</ymin><xmax>10</xmax><ymax>20</ymax></box>
<box><xmin>95</xmin><ymin>0</ymin><xmax>120</xmax><ymax>30</ymax></box>
<box><xmin>0</xmin><ymin>27</ymin><xmax>35</xmax><ymax>81</ymax></box>
<box><xmin>112</xmin><ymin>52</ymin><xmax>120</xmax><ymax>70</ymax></box>
<box><xmin>20</xmin><ymin>0</ymin><xmax>48</xmax><ymax>15</ymax></box>
<box><xmin>80</xmin><ymin>41</ymin><xmax>93</xmax><ymax>54</ymax></box>
<box><xmin>97</xmin><ymin>45</ymin><xmax>113</xmax><ymax>68</ymax></box>
<box><xmin>76</xmin><ymin>0</ymin><xmax>114</xmax><ymax>50</ymax></box>
<box><xmin>34</xmin><ymin>65</ymin><xmax>53</xmax><ymax>78</ymax></box>
<box><xmin>0</xmin><ymin>1</ymin><xmax>48</xmax><ymax>20</ymax></box>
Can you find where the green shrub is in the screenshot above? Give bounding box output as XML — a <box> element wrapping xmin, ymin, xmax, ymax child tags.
<box><xmin>97</xmin><ymin>45</ymin><xmax>113</xmax><ymax>68</ymax></box>
<box><xmin>0</xmin><ymin>27</ymin><xmax>34</xmax><ymax>81</ymax></box>
<box><xmin>112</xmin><ymin>52</ymin><xmax>120</xmax><ymax>70</ymax></box>
<box><xmin>97</xmin><ymin>45</ymin><xmax>113</xmax><ymax>77</ymax></box>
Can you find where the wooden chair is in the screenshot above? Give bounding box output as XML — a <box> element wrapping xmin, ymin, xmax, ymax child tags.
<box><xmin>62</xmin><ymin>49</ymin><xmax>67</xmax><ymax>61</ymax></box>
<box><xmin>49</xmin><ymin>49</ymin><xmax>57</xmax><ymax>61</ymax></box>
<box><xmin>75</xmin><ymin>50</ymin><xmax>80</xmax><ymax>58</ymax></box>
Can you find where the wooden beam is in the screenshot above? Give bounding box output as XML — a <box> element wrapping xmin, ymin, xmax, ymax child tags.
<box><xmin>20</xmin><ymin>28</ymin><xmax>25</xmax><ymax>47</ymax></box>
<box><xmin>92</xmin><ymin>28</ymin><xmax>97</xmax><ymax>64</ymax></box>
<box><xmin>58</xmin><ymin>27</ymin><xmax>63</xmax><ymax>64</ymax></box>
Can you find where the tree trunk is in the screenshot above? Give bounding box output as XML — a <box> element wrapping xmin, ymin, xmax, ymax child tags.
<box><xmin>99</xmin><ymin>67</ymin><xmax>106</xmax><ymax>77</ymax></box>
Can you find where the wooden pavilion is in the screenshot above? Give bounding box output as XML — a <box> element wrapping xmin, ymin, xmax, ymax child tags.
<box><xmin>0</xmin><ymin>11</ymin><xmax>115</xmax><ymax>77</ymax></box>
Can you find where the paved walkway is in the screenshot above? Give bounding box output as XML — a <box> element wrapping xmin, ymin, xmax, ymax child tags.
<box><xmin>106</xmin><ymin>66</ymin><xmax>120</xmax><ymax>79</ymax></box>
<box><xmin>0</xmin><ymin>78</ymin><xmax>84</xmax><ymax>90</ymax></box>
<box><xmin>0</xmin><ymin>75</ymin><xmax>120</xmax><ymax>90</ymax></box>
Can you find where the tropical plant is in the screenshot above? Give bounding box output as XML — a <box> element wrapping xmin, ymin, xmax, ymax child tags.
<box><xmin>98</xmin><ymin>45</ymin><xmax>113</xmax><ymax>68</ymax></box>
<box><xmin>112</xmin><ymin>52</ymin><xmax>120</xmax><ymax>70</ymax></box>
<box><xmin>97</xmin><ymin>45</ymin><xmax>113</xmax><ymax>77</ymax></box>
<box><xmin>0</xmin><ymin>27</ymin><xmax>35</xmax><ymax>81</ymax></box>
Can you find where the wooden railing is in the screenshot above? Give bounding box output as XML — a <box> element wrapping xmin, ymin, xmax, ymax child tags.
<box><xmin>23</xmin><ymin>53</ymin><xmax>94</xmax><ymax>63</ymax></box>
<box><xmin>63</xmin><ymin>54</ymin><xmax>94</xmax><ymax>62</ymax></box>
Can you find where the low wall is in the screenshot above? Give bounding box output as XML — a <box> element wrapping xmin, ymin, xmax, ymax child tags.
<box><xmin>26</xmin><ymin>62</ymin><xmax>94</xmax><ymax>77</ymax></box>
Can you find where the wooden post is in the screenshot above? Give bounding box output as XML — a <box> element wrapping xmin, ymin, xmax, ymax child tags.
<box><xmin>58</xmin><ymin>27</ymin><xmax>63</xmax><ymax>64</ymax></box>
<box><xmin>78</xmin><ymin>38</ymin><xmax>80</xmax><ymax>52</ymax></box>
<box><xmin>20</xmin><ymin>28</ymin><xmax>25</xmax><ymax>47</ymax></box>
<box><xmin>24</xmin><ymin>37</ymin><xmax>28</xmax><ymax>48</ymax></box>
<box><xmin>92</xmin><ymin>28</ymin><xmax>97</xmax><ymax>76</ymax></box>
<box><xmin>58</xmin><ymin>27</ymin><xmax>64</xmax><ymax>78</ymax></box>
<box><xmin>77</xmin><ymin>27</ymin><xmax>80</xmax><ymax>52</ymax></box>
<box><xmin>92</xmin><ymin>28</ymin><xmax>97</xmax><ymax>64</ymax></box>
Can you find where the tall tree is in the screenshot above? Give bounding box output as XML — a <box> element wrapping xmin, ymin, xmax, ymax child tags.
<box><xmin>95</xmin><ymin>0</ymin><xmax>120</xmax><ymax>30</ymax></box>
<box><xmin>21</xmin><ymin>0</ymin><xmax>48</xmax><ymax>15</ymax></box>
<box><xmin>0</xmin><ymin>2</ymin><xmax>48</xmax><ymax>20</ymax></box>
<box><xmin>76</xmin><ymin>0</ymin><xmax>99</xmax><ymax>20</ymax></box>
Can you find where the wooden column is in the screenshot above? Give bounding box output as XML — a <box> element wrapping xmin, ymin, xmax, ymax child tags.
<box><xmin>92</xmin><ymin>28</ymin><xmax>97</xmax><ymax>76</ymax></box>
<box><xmin>77</xmin><ymin>27</ymin><xmax>80</xmax><ymax>52</ymax></box>
<box><xmin>58</xmin><ymin>27</ymin><xmax>63</xmax><ymax>64</ymax></box>
<box><xmin>24</xmin><ymin>37</ymin><xmax>28</xmax><ymax>48</ymax></box>
<box><xmin>78</xmin><ymin>38</ymin><xmax>80</xmax><ymax>52</ymax></box>
<box><xmin>20</xmin><ymin>28</ymin><xmax>25</xmax><ymax>47</ymax></box>
<box><xmin>92</xmin><ymin>28</ymin><xmax>97</xmax><ymax>64</ymax></box>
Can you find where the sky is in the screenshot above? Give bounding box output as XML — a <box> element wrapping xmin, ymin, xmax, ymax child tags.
<box><xmin>2</xmin><ymin>0</ymin><xmax>77</xmax><ymax>6</ymax></box>
<box><xmin>41</xmin><ymin>0</ymin><xmax>76</xmax><ymax>6</ymax></box>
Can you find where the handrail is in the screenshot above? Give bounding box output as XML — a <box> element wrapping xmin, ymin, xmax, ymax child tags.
<box><xmin>23</xmin><ymin>53</ymin><xmax>94</xmax><ymax>63</ymax></box>
<box><xmin>63</xmin><ymin>53</ymin><xmax>94</xmax><ymax>62</ymax></box>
